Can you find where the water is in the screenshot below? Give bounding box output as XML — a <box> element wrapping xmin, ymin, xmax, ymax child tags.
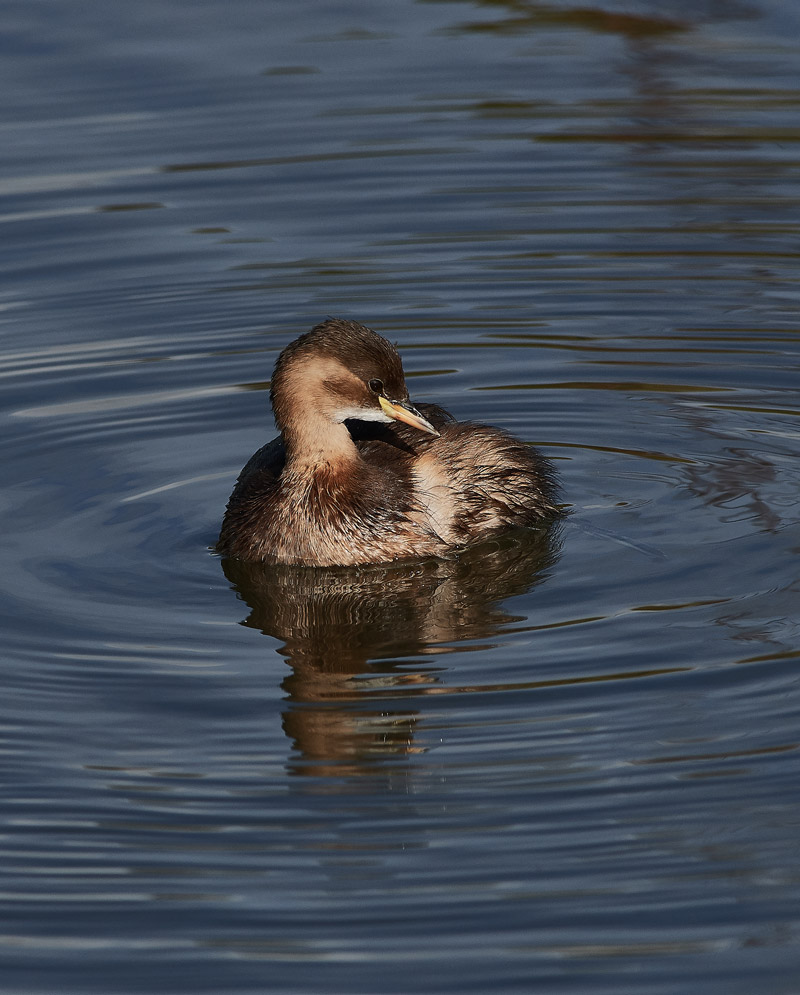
<box><xmin>2</xmin><ymin>0</ymin><xmax>800</xmax><ymax>992</ymax></box>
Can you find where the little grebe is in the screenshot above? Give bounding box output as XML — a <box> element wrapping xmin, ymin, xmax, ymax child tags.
<box><xmin>217</xmin><ymin>318</ymin><xmax>559</xmax><ymax>566</ymax></box>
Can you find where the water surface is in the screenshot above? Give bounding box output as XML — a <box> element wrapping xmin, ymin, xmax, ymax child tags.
<box><xmin>2</xmin><ymin>0</ymin><xmax>800</xmax><ymax>992</ymax></box>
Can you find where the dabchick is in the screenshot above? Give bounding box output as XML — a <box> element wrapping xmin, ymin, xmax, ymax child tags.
<box><xmin>217</xmin><ymin>318</ymin><xmax>559</xmax><ymax>566</ymax></box>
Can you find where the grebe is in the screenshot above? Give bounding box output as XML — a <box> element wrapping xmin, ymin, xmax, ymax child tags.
<box><xmin>217</xmin><ymin>318</ymin><xmax>559</xmax><ymax>566</ymax></box>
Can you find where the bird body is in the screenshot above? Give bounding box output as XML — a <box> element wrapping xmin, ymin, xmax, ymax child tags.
<box><xmin>217</xmin><ymin>319</ymin><xmax>558</xmax><ymax>566</ymax></box>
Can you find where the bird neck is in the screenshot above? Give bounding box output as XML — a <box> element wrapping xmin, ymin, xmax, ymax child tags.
<box><xmin>281</xmin><ymin>411</ymin><xmax>358</xmax><ymax>472</ymax></box>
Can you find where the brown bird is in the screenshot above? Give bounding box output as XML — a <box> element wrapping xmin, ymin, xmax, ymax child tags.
<box><xmin>217</xmin><ymin>318</ymin><xmax>559</xmax><ymax>566</ymax></box>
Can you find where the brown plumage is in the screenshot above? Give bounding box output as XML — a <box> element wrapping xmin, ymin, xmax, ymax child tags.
<box><xmin>217</xmin><ymin>318</ymin><xmax>560</xmax><ymax>566</ymax></box>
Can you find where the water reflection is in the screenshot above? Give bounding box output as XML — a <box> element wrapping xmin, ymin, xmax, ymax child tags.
<box><xmin>221</xmin><ymin>527</ymin><xmax>560</xmax><ymax>776</ymax></box>
<box><xmin>684</xmin><ymin>447</ymin><xmax>781</xmax><ymax>530</ymax></box>
<box><xmin>439</xmin><ymin>0</ymin><xmax>689</xmax><ymax>38</ymax></box>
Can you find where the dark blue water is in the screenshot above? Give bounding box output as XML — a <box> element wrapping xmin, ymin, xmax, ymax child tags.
<box><xmin>3</xmin><ymin>1</ymin><xmax>800</xmax><ymax>992</ymax></box>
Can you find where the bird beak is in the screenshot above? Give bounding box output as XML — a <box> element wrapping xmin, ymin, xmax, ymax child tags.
<box><xmin>379</xmin><ymin>396</ymin><xmax>440</xmax><ymax>437</ymax></box>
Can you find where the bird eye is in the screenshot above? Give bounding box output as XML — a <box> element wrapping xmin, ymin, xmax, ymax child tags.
<box><xmin>368</xmin><ymin>378</ymin><xmax>384</xmax><ymax>395</ymax></box>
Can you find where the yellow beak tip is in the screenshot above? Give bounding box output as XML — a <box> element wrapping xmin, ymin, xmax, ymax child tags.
<box><xmin>379</xmin><ymin>396</ymin><xmax>438</xmax><ymax>436</ymax></box>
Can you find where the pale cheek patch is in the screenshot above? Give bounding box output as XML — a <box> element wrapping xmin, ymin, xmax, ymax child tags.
<box><xmin>336</xmin><ymin>406</ymin><xmax>393</xmax><ymax>424</ymax></box>
<box><xmin>281</xmin><ymin>356</ymin><xmax>384</xmax><ymax>424</ymax></box>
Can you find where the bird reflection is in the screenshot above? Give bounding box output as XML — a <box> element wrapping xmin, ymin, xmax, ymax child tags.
<box><xmin>221</xmin><ymin>525</ymin><xmax>560</xmax><ymax>778</ymax></box>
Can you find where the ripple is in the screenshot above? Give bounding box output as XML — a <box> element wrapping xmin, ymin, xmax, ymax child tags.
<box><xmin>3</xmin><ymin>1</ymin><xmax>800</xmax><ymax>992</ymax></box>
